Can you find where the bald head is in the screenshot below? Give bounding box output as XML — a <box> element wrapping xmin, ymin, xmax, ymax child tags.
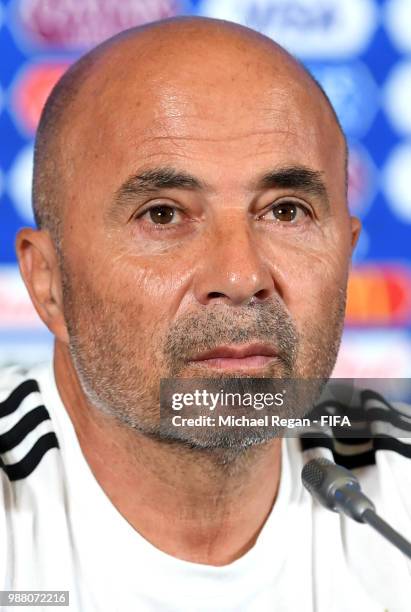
<box><xmin>32</xmin><ymin>16</ymin><xmax>346</xmax><ymax>246</ymax></box>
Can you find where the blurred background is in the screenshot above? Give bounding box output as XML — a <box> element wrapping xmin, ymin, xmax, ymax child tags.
<box><xmin>0</xmin><ymin>0</ymin><xmax>410</xmax><ymax>376</ymax></box>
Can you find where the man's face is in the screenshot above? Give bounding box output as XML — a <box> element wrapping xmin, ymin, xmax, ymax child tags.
<box><xmin>57</xmin><ymin>34</ymin><xmax>356</xmax><ymax>447</ymax></box>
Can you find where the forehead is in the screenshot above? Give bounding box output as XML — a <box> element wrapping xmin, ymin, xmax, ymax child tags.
<box><xmin>61</xmin><ymin>41</ymin><xmax>345</xmax><ymax>208</ymax></box>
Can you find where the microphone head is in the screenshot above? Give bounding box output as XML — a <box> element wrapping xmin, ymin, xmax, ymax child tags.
<box><xmin>301</xmin><ymin>457</ymin><xmax>359</xmax><ymax>511</ymax></box>
<box><xmin>301</xmin><ymin>457</ymin><xmax>332</xmax><ymax>493</ymax></box>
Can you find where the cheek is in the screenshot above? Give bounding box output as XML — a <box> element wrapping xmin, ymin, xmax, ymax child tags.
<box><xmin>272</xmin><ymin>238</ymin><xmax>350</xmax><ymax>326</ymax></box>
<box><xmin>292</xmin><ymin>269</ymin><xmax>347</xmax><ymax>333</ymax></box>
<box><xmin>92</xmin><ymin>255</ymin><xmax>189</xmax><ymax>335</ymax></box>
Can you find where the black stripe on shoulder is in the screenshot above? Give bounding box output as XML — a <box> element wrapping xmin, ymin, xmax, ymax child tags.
<box><xmin>373</xmin><ymin>434</ymin><xmax>411</xmax><ymax>458</ymax></box>
<box><xmin>360</xmin><ymin>388</ymin><xmax>399</xmax><ymax>408</ymax></box>
<box><xmin>300</xmin><ymin>433</ymin><xmax>411</xmax><ymax>468</ymax></box>
<box><xmin>2</xmin><ymin>432</ymin><xmax>59</xmax><ymax>481</ymax></box>
<box><xmin>299</xmin><ymin>434</ymin><xmax>376</xmax><ymax>469</ymax></box>
<box><xmin>0</xmin><ymin>379</ymin><xmax>40</xmax><ymax>418</ymax></box>
<box><xmin>0</xmin><ymin>406</ymin><xmax>51</xmax><ymax>453</ymax></box>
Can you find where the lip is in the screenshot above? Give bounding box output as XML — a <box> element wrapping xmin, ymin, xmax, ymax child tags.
<box><xmin>191</xmin><ymin>343</ymin><xmax>278</xmax><ymax>361</ymax></box>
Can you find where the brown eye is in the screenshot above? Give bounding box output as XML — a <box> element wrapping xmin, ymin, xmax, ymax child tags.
<box><xmin>270</xmin><ymin>202</ymin><xmax>308</xmax><ymax>223</ymax></box>
<box><xmin>274</xmin><ymin>203</ymin><xmax>297</xmax><ymax>222</ymax></box>
<box><xmin>148</xmin><ymin>205</ymin><xmax>176</xmax><ymax>224</ymax></box>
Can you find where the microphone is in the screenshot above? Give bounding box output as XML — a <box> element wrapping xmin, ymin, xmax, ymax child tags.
<box><xmin>301</xmin><ymin>457</ymin><xmax>411</xmax><ymax>560</ymax></box>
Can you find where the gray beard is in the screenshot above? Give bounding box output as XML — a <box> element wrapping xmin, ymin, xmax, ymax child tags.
<box><xmin>62</xmin><ymin>264</ymin><xmax>346</xmax><ymax>459</ymax></box>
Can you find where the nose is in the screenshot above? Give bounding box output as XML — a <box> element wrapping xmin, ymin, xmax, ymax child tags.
<box><xmin>193</xmin><ymin>216</ymin><xmax>279</xmax><ymax>307</ymax></box>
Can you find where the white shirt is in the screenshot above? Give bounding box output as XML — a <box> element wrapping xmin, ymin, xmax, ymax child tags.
<box><xmin>1</xmin><ymin>361</ymin><xmax>411</xmax><ymax>612</ymax></box>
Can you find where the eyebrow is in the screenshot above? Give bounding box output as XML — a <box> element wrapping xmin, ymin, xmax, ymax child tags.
<box><xmin>112</xmin><ymin>164</ymin><xmax>329</xmax><ymax>210</ymax></box>
<box><xmin>251</xmin><ymin>166</ymin><xmax>329</xmax><ymax>209</ymax></box>
<box><xmin>114</xmin><ymin>167</ymin><xmax>209</xmax><ymax>201</ymax></box>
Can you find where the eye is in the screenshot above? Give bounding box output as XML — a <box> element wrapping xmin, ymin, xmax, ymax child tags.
<box><xmin>262</xmin><ymin>200</ymin><xmax>310</xmax><ymax>223</ymax></box>
<box><xmin>138</xmin><ymin>204</ymin><xmax>182</xmax><ymax>226</ymax></box>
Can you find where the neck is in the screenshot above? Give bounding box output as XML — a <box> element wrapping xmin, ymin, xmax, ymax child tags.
<box><xmin>53</xmin><ymin>341</ymin><xmax>283</xmax><ymax>566</ymax></box>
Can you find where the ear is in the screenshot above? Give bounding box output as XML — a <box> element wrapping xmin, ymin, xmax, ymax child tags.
<box><xmin>349</xmin><ymin>216</ymin><xmax>361</xmax><ymax>253</ymax></box>
<box><xmin>15</xmin><ymin>228</ymin><xmax>69</xmax><ymax>344</ymax></box>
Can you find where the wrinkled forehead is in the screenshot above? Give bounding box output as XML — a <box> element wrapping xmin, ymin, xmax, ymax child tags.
<box><xmin>60</xmin><ymin>36</ymin><xmax>345</xmax><ymax>209</ymax></box>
